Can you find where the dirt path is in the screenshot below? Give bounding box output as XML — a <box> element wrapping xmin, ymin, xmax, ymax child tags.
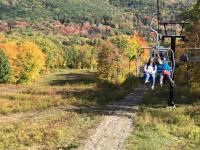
<box><xmin>0</xmin><ymin>85</ymin><xmax>145</xmax><ymax>150</ymax></box>
<box><xmin>79</xmin><ymin>86</ymin><xmax>145</xmax><ymax>150</ymax></box>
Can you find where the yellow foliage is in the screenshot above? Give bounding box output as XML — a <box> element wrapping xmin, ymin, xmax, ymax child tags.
<box><xmin>0</xmin><ymin>34</ymin><xmax>6</xmax><ymax>42</ymax></box>
<box><xmin>72</xmin><ymin>44</ymin><xmax>97</xmax><ymax>69</ymax></box>
<box><xmin>110</xmin><ymin>34</ymin><xmax>147</xmax><ymax>77</ymax></box>
<box><xmin>0</xmin><ymin>40</ymin><xmax>46</xmax><ymax>83</ymax></box>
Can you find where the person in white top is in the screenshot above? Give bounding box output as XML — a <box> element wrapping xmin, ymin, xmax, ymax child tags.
<box><xmin>144</xmin><ymin>57</ymin><xmax>157</xmax><ymax>90</ymax></box>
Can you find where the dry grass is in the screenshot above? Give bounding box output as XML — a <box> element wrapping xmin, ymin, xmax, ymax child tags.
<box><xmin>0</xmin><ymin>69</ymin><xmax>138</xmax><ymax>149</ymax></box>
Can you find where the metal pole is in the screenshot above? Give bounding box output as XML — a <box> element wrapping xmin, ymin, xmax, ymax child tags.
<box><xmin>157</xmin><ymin>0</ymin><xmax>160</xmax><ymax>32</ymax></box>
<box><xmin>169</xmin><ymin>36</ymin><xmax>176</xmax><ymax>106</ymax></box>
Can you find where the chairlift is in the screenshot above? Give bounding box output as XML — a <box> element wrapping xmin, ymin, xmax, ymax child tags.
<box><xmin>187</xmin><ymin>48</ymin><xmax>200</xmax><ymax>62</ymax></box>
<box><xmin>138</xmin><ymin>46</ymin><xmax>175</xmax><ymax>78</ymax></box>
<box><xmin>152</xmin><ymin>46</ymin><xmax>176</xmax><ymax>77</ymax></box>
<box><xmin>137</xmin><ymin>13</ymin><xmax>176</xmax><ymax>78</ymax></box>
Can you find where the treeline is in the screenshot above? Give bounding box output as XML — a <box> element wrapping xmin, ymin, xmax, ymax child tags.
<box><xmin>0</xmin><ymin>0</ymin><xmax>133</xmax><ymax>29</ymax></box>
<box><xmin>0</xmin><ymin>32</ymin><xmax>147</xmax><ymax>84</ymax></box>
<box><xmin>109</xmin><ymin>0</ymin><xmax>196</xmax><ymax>22</ymax></box>
<box><xmin>0</xmin><ymin>0</ymin><xmax>195</xmax><ymax>31</ymax></box>
<box><xmin>98</xmin><ymin>35</ymin><xmax>148</xmax><ymax>82</ymax></box>
<box><xmin>175</xmin><ymin>0</ymin><xmax>200</xmax><ymax>100</ymax></box>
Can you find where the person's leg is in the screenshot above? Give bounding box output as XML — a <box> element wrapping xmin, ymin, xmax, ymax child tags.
<box><xmin>145</xmin><ymin>73</ymin><xmax>150</xmax><ymax>83</ymax></box>
<box><xmin>160</xmin><ymin>74</ymin><xmax>164</xmax><ymax>87</ymax></box>
<box><xmin>167</xmin><ymin>75</ymin><xmax>174</xmax><ymax>86</ymax></box>
<box><xmin>151</xmin><ymin>74</ymin><xmax>156</xmax><ymax>90</ymax></box>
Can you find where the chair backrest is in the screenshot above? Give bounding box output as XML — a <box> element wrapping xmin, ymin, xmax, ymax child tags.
<box><xmin>154</xmin><ymin>47</ymin><xmax>176</xmax><ymax>77</ymax></box>
<box><xmin>137</xmin><ymin>46</ymin><xmax>175</xmax><ymax>77</ymax></box>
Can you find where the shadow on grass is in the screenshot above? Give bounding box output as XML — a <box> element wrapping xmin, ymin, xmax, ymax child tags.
<box><xmin>62</xmin><ymin>77</ymin><xmax>141</xmax><ymax>117</ymax></box>
<box><xmin>142</xmin><ymin>83</ymin><xmax>200</xmax><ymax>108</ymax></box>
<box><xmin>64</xmin><ymin>103</ymin><xmax>139</xmax><ymax>118</ymax></box>
<box><xmin>49</xmin><ymin>72</ymin><xmax>97</xmax><ymax>86</ymax></box>
<box><xmin>58</xmin><ymin>77</ymin><xmax>139</xmax><ymax>117</ymax></box>
<box><xmin>57</xmin><ymin>143</ymin><xmax>79</xmax><ymax>150</ymax></box>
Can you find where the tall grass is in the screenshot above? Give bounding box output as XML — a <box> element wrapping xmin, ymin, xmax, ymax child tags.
<box><xmin>126</xmin><ymin>84</ymin><xmax>200</xmax><ymax>150</ymax></box>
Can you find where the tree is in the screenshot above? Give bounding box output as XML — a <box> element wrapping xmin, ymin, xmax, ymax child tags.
<box><xmin>111</xmin><ymin>35</ymin><xmax>142</xmax><ymax>74</ymax></box>
<box><xmin>65</xmin><ymin>44</ymin><xmax>98</xmax><ymax>69</ymax></box>
<box><xmin>0</xmin><ymin>49</ymin><xmax>11</xmax><ymax>83</ymax></box>
<box><xmin>31</xmin><ymin>35</ymin><xmax>64</xmax><ymax>70</ymax></box>
<box><xmin>0</xmin><ymin>40</ymin><xmax>46</xmax><ymax>83</ymax></box>
<box><xmin>97</xmin><ymin>41</ymin><xmax>126</xmax><ymax>82</ymax></box>
<box><xmin>97</xmin><ymin>41</ymin><xmax>115</xmax><ymax>80</ymax></box>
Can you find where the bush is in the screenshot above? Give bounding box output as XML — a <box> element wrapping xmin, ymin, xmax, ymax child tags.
<box><xmin>0</xmin><ymin>49</ymin><xmax>11</xmax><ymax>83</ymax></box>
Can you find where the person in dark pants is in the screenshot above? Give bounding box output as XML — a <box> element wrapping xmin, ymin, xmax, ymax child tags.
<box><xmin>157</xmin><ymin>57</ymin><xmax>174</xmax><ymax>87</ymax></box>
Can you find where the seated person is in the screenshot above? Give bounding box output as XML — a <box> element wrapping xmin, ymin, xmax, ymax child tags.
<box><xmin>157</xmin><ymin>57</ymin><xmax>174</xmax><ymax>87</ymax></box>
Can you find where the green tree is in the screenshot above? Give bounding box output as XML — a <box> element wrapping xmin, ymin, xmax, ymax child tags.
<box><xmin>0</xmin><ymin>49</ymin><xmax>11</xmax><ymax>83</ymax></box>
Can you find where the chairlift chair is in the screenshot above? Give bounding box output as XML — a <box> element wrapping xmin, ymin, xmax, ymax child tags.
<box><xmin>138</xmin><ymin>46</ymin><xmax>175</xmax><ymax>78</ymax></box>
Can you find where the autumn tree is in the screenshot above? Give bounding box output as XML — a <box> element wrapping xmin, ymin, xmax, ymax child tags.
<box><xmin>0</xmin><ymin>40</ymin><xmax>45</xmax><ymax>83</ymax></box>
<box><xmin>65</xmin><ymin>44</ymin><xmax>98</xmax><ymax>69</ymax></box>
<box><xmin>97</xmin><ymin>41</ymin><xmax>126</xmax><ymax>82</ymax></box>
<box><xmin>31</xmin><ymin>35</ymin><xmax>64</xmax><ymax>70</ymax></box>
<box><xmin>111</xmin><ymin>35</ymin><xmax>143</xmax><ymax>75</ymax></box>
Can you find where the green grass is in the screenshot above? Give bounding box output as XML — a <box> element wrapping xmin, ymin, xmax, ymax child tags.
<box><xmin>0</xmin><ymin>69</ymin><xmax>138</xmax><ymax>149</ymax></box>
<box><xmin>0</xmin><ymin>69</ymin><xmax>138</xmax><ymax>115</ymax></box>
<box><xmin>126</xmin><ymin>84</ymin><xmax>200</xmax><ymax>150</ymax></box>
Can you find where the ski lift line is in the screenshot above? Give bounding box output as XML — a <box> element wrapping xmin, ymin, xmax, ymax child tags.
<box><xmin>132</xmin><ymin>11</ymin><xmax>155</xmax><ymax>14</ymax></box>
<box><xmin>188</xmin><ymin>59</ymin><xmax>200</xmax><ymax>62</ymax></box>
<box><xmin>188</xmin><ymin>48</ymin><xmax>200</xmax><ymax>51</ymax></box>
<box><xmin>140</xmin><ymin>47</ymin><xmax>173</xmax><ymax>51</ymax></box>
<box><xmin>150</xmin><ymin>13</ymin><xmax>159</xmax><ymax>46</ymax></box>
<box><xmin>159</xmin><ymin>22</ymin><xmax>190</xmax><ymax>25</ymax></box>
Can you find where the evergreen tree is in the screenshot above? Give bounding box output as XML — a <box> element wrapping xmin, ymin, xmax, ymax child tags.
<box><xmin>0</xmin><ymin>49</ymin><xmax>11</xmax><ymax>83</ymax></box>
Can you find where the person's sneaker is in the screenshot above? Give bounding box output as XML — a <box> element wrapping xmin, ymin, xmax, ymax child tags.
<box><xmin>145</xmin><ymin>81</ymin><xmax>150</xmax><ymax>84</ymax></box>
<box><xmin>151</xmin><ymin>85</ymin><xmax>155</xmax><ymax>90</ymax></box>
<box><xmin>166</xmin><ymin>105</ymin><xmax>176</xmax><ymax>109</ymax></box>
<box><xmin>160</xmin><ymin>82</ymin><xmax>163</xmax><ymax>87</ymax></box>
<box><xmin>171</xmin><ymin>80</ymin><xmax>175</xmax><ymax>87</ymax></box>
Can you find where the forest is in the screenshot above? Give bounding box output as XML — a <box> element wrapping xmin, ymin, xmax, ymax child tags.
<box><xmin>0</xmin><ymin>0</ymin><xmax>199</xmax><ymax>150</ymax></box>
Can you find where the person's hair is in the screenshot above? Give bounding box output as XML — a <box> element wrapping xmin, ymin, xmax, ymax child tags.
<box><xmin>159</xmin><ymin>53</ymin><xmax>165</xmax><ymax>60</ymax></box>
<box><xmin>147</xmin><ymin>57</ymin><xmax>155</xmax><ymax>68</ymax></box>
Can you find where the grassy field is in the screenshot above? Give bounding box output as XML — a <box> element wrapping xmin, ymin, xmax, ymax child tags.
<box><xmin>126</xmin><ymin>83</ymin><xmax>200</xmax><ymax>150</ymax></box>
<box><xmin>0</xmin><ymin>69</ymin><xmax>138</xmax><ymax>149</ymax></box>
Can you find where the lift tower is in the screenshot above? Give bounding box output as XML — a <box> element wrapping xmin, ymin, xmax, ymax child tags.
<box><xmin>157</xmin><ymin>0</ymin><xmax>188</xmax><ymax>106</ymax></box>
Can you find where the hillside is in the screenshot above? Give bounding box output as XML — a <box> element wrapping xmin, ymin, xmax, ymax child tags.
<box><xmin>0</xmin><ymin>0</ymin><xmax>133</xmax><ymax>29</ymax></box>
<box><xmin>110</xmin><ymin>0</ymin><xmax>196</xmax><ymax>22</ymax></box>
<box><xmin>0</xmin><ymin>0</ymin><xmax>196</xmax><ymax>28</ymax></box>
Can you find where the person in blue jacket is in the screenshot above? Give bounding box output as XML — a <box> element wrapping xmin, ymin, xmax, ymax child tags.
<box><xmin>157</xmin><ymin>57</ymin><xmax>174</xmax><ymax>87</ymax></box>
